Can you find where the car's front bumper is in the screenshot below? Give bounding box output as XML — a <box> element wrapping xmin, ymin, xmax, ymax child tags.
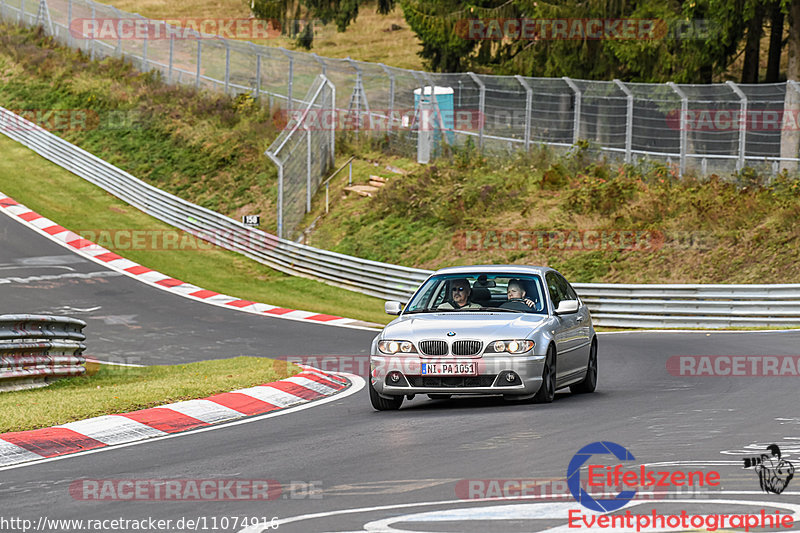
<box><xmin>369</xmin><ymin>354</ymin><xmax>545</xmax><ymax>397</ymax></box>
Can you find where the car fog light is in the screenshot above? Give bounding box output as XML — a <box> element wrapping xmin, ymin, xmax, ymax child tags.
<box><xmin>389</xmin><ymin>371</ymin><xmax>401</xmax><ymax>383</ymax></box>
<box><xmin>506</xmin><ymin>373</ymin><xmax>516</xmax><ymax>382</ymax></box>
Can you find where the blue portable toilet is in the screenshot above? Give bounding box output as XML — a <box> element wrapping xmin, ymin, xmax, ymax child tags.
<box><xmin>414</xmin><ymin>86</ymin><xmax>455</xmax><ymax>148</ymax></box>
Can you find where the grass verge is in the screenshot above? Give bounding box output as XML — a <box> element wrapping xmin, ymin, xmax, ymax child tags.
<box><xmin>0</xmin><ymin>358</ymin><xmax>300</xmax><ymax>433</ymax></box>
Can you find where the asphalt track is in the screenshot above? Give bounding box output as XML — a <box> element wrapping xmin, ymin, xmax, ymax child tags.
<box><xmin>0</xmin><ymin>213</ymin><xmax>376</xmax><ymax>364</ymax></box>
<box><xmin>2</xmin><ymin>208</ymin><xmax>800</xmax><ymax>533</ymax></box>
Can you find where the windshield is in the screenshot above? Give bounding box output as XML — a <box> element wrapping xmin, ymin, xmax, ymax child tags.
<box><xmin>404</xmin><ymin>273</ymin><xmax>547</xmax><ymax>314</ymax></box>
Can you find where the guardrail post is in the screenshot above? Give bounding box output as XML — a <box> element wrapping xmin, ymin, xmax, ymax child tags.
<box><xmin>667</xmin><ymin>82</ymin><xmax>688</xmax><ymax>178</ymax></box>
<box><xmin>726</xmin><ymin>80</ymin><xmax>747</xmax><ymax>171</ymax></box>
<box><xmin>614</xmin><ymin>79</ymin><xmax>634</xmax><ymax>163</ymax></box>
<box><xmin>515</xmin><ymin>75</ymin><xmax>533</xmax><ymax>153</ymax></box>
<box><xmin>563</xmin><ymin>76</ymin><xmax>582</xmax><ymax>144</ymax></box>
<box><xmin>467</xmin><ymin>72</ymin><xmax>485</xmax><ymax>151</ymax></box>
<box><xmin>195</xmin><ymin>37</ymin><xmax>202</xmax><ymax>89</ymax></box>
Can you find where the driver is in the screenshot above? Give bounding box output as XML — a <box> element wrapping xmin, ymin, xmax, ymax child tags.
<box><xmin>438</xmin><ymin>278</ymin><xmax>481</xmax><ymax>310</ymax></box>
<box><xmin>500</xmin><ymin>279</ymin><xmax>537</xmax><ymax>310</ymax></box>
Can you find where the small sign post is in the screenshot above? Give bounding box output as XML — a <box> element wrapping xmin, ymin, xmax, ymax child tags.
<box><xmin>242</xmin><ymin>215</ymin><xmax>260</xmax><ymax>227</ymax></box>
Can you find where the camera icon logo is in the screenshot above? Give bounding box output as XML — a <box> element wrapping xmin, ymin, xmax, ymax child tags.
<box><xmin>743</xmin><ymin>444</ymin><xmax>795</xmax><ymax>494</ymax></box>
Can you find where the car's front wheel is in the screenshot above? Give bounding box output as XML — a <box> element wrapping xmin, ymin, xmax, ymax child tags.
<box><xmin>533</xmin><ymin>345</ymin><xmax>556</xmax><ymax>404</ymax></box>
<box><xmin>369</xmin><ymin>379</ymin><xmax>403</xmax><ymax>410</ymax></box>
<box><xmin>570</xmin><ymin>339</ymin><xmax>597</xmax><ymax>394</ymax></box>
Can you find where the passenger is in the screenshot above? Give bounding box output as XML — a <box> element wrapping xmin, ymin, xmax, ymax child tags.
<box><xmin>438</xmin><ymin>278</ymin><xmax>481</xmax><ymax>310</ymax></box>
<box><xmin>500</xmin><ymin>279</ymin><xmax>537</xmax><ymax>310</ymax></box>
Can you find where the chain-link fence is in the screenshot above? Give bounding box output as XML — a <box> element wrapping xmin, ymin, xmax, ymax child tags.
<box><xmin>265</xmin><ymin>75</ymin><xmax>334</xmax><ymax>240</ymax></box>
<box><xmin>4</xmin><ymin>0</ymin><xmax>800</xmax><ymax>239</ymax></box>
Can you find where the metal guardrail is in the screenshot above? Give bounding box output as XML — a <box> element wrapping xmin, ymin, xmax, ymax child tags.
<box><xmin>2</xmin><ymin>106</ymin><xmax>800</xmax><ymax>329</ymax></box>
<box><xmin>0</xmin><ymin>315</ymin><xmax>87</xmax><ymax>391</ymax></box>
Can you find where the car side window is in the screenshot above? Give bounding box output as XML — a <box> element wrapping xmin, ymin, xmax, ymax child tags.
<box><xmin>546</xmin><ymin>272</ymin><xmax>562</xmax><ymax>309</ymax></box>
<box><xmin>556</xmin><ymin>273</ymin><xmax>578</xmax><ymax>301</ymax></box>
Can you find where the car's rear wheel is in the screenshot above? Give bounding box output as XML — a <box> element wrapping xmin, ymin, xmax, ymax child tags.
<box><xmin>369</xmin><ymin>379</ymin><xmax>403</xmax><ymax>410</ymax></box>
<box><xmin>533</xmin><ymin>345</ymin><xmax>556</xmax><ymax>403</ymax></box>
<box><xmin>570</xmin><ymin>339</ymin><xmax>597</xmax><ymax>394</ymax></box>
<box><xmin>427</xmin><ymin>394</ymin><xmax>452</xmax><ymax>400</ymax></box>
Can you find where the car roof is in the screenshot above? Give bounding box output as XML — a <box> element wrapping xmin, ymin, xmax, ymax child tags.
<box><xmin>432</xmin><ymin>265</ymin><xmax>553</xmax><ymax>277</ymax></box>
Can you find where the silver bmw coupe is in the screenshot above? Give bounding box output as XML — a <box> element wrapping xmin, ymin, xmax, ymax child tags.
<box><xmin>369</xmin><ymin>265</ymin><xmax>597</xmax><ymax>410</ymax></box>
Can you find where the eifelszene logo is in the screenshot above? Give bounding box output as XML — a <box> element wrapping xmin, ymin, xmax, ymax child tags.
<box><xmin>743</xmin><ymin>444</ymin><xmax>795</xmax><ymax>494</ymax></box>
<box><xmin>567</xmin><ymin>441</ymin><xmax>721</xmax><ymax>512</ymax></box>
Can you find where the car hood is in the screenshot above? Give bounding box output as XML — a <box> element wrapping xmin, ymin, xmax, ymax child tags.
<box><xmin>382</xmin><ymin>313</ymin><xmax>547</xmax><ymax>340</ymax></box>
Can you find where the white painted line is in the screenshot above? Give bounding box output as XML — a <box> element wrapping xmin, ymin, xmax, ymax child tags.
<box><xmin>233</xmin><ymin>385</ymin><xmax>306</xmax><ymax>408</ymax></box>
<box><xmin>0</xmin><ymin>440</ymin><xmax>45</xmax><ymax>467</ymax></box>
<box><xmin>284</xmin><ymin>375</ymin><xmax>337</xmax><ymax>395</ymax></box>
<box><xmin>163</xmin><ymin>399</ymin><xmax>244</xmax><ymax>424</ymax></box>
<box><xmin>57</xmin><ymin>415</ymin><xmax>165</xmax><ymax>445</ymax></box>
<box><xmin>0</xmin><ymin>374</ymin><xmax>361</xmax><ymax>472</ymax></box>
<box><xmin>238</xmin><ymin>493</ymin><xmax>800</xmax><ymax>532</ymax></box>
<box><xmin>0</xmin><ymin>199</ymin><xmax>380</xmax><ymax>332</ymax></box>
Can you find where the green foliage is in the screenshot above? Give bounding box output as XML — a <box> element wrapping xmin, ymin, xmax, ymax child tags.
<box><xmin>250</xmin><ymin>0</ymin><xmax>396</xmax><ymax>48</ymax></box>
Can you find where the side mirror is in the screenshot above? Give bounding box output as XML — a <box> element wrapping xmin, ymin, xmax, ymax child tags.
<box><xmin>385</xmin><ymin>301</ymin><xmax>404</xmax><ymax>315</ymax></box>
<box><xmin>555</xmin><ymin>300</ymin><xmax>579</xmax><ymax>315</ymax></box>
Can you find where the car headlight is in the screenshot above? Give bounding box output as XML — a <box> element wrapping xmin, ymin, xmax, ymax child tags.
<box><xmin>378</xmin><ymin>340</ymin><xmax>417</xmax><ymax>354</ymax></box>
<box><xmin>486</xmin><ymin>340</ymin><xmax>535</xmax><ymax>354</ymax></box>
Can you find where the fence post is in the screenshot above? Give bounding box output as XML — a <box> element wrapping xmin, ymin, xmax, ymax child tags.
<box><xmin>563</xmin><ymin>76</ymin><xmax>581</xmax><ymax>144</ymax></box>
<box><xmin>265</xmin><ymin>152</ymin><xmax>284</xmax><ymax>240</ymax></box>
<box><xmin>726</xmin><ymin>81</ymin><xmax>747</xmax><ymax>171</ymax></box>
<box><xmin>255</xmin><ymin>49</ymin><xmax>261</xmax><ymax>100</ymax></box>
<box><xmin>667</xmin><ymin>82</ymin><xmax>688</xmax><ymax>177</ymax></box>
<box><xmin>280</xmin><ymin>48</ymin><xmax>294</xmax><ymax>112</ymax></box>
<box><xmin>20</xmin><ymin>0</ymin><xmax>24</xmax><ymax>24</ymax></box>
<box><xmin>467</xmin><ymin>72</ymin><xmax>485</xmax><ymax>151</ymax></box>
<box><xmin>142</xmin><ymin>21</ymin><xmax>148</xmax><ymax>71</ymax></box>
<box><xmin>66</xmin><ymin>0</ymin><xmax>72</xmax><ymax>46</ymax></box>
<box><xmin>168</xmin><ymin>35</ymin><xmax>174</xmax><ymax>84</ymax></box>
<box><xmin>379</xmin><ymin>63</ymin><xmax>395</xmax><ymax>120</ymax></box>
<box><xmin>114</xmin><ymin>10</ymin><xmax>122</xmax><ymax>57</ymax></box>
<box><xmin>195</xmin><ymin>37</ymin><xmax>202</xmax><ymax>89</ymax></box>
<box><xmin>306</xmin><ymin>124</ymin><xmax>312</xmax><ymax>213</ymax></box>
<box><xmin>224</xmin><ymin>41</ymin><xmax>231</xmax><ymax>94</ymax></box>
<box><xmin>313</xmin><ymin>52</ymin><xmax>327</xmax><ymax>76</ymax></box>
<box><xmin>89</xmin><ymin>4</ymin><xmax>95</xmax><ymax>60</ymax></box>
<box><xmin>613</xmin><ymin>79</ymin><xmax>634</xmax><ymax>163</ymax></box>
<box><xmin>515</xmin><ymin>75</ymin><xmax>533</xmax><ymax>153</ymax></box>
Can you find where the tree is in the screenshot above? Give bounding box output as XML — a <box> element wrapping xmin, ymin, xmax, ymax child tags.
<box><xmin>780</xmin><ymin>0</ymin><xmax>800</xmax><ymax>171</ymax></box>
<box><xmin>250</xmin><ymin>0</ymin><xmax>396</xmax><ymax>48</ymax></box>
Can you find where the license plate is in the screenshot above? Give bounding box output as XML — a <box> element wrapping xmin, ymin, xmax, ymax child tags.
<box><xmin>421</xmin><ymin>362</ymin><xmax>477</xmax><ymax>376</ymax></box>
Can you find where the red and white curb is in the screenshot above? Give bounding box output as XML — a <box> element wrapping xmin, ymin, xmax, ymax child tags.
<box><xmin>0</xmin><ymin>194</ymin><xmax>379</xmax><ymax>330</ymax></box>
<box><xmin>0</xmin><ymin>366</ymin><xmax>350</xmax><ymax>467</ymax></box>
